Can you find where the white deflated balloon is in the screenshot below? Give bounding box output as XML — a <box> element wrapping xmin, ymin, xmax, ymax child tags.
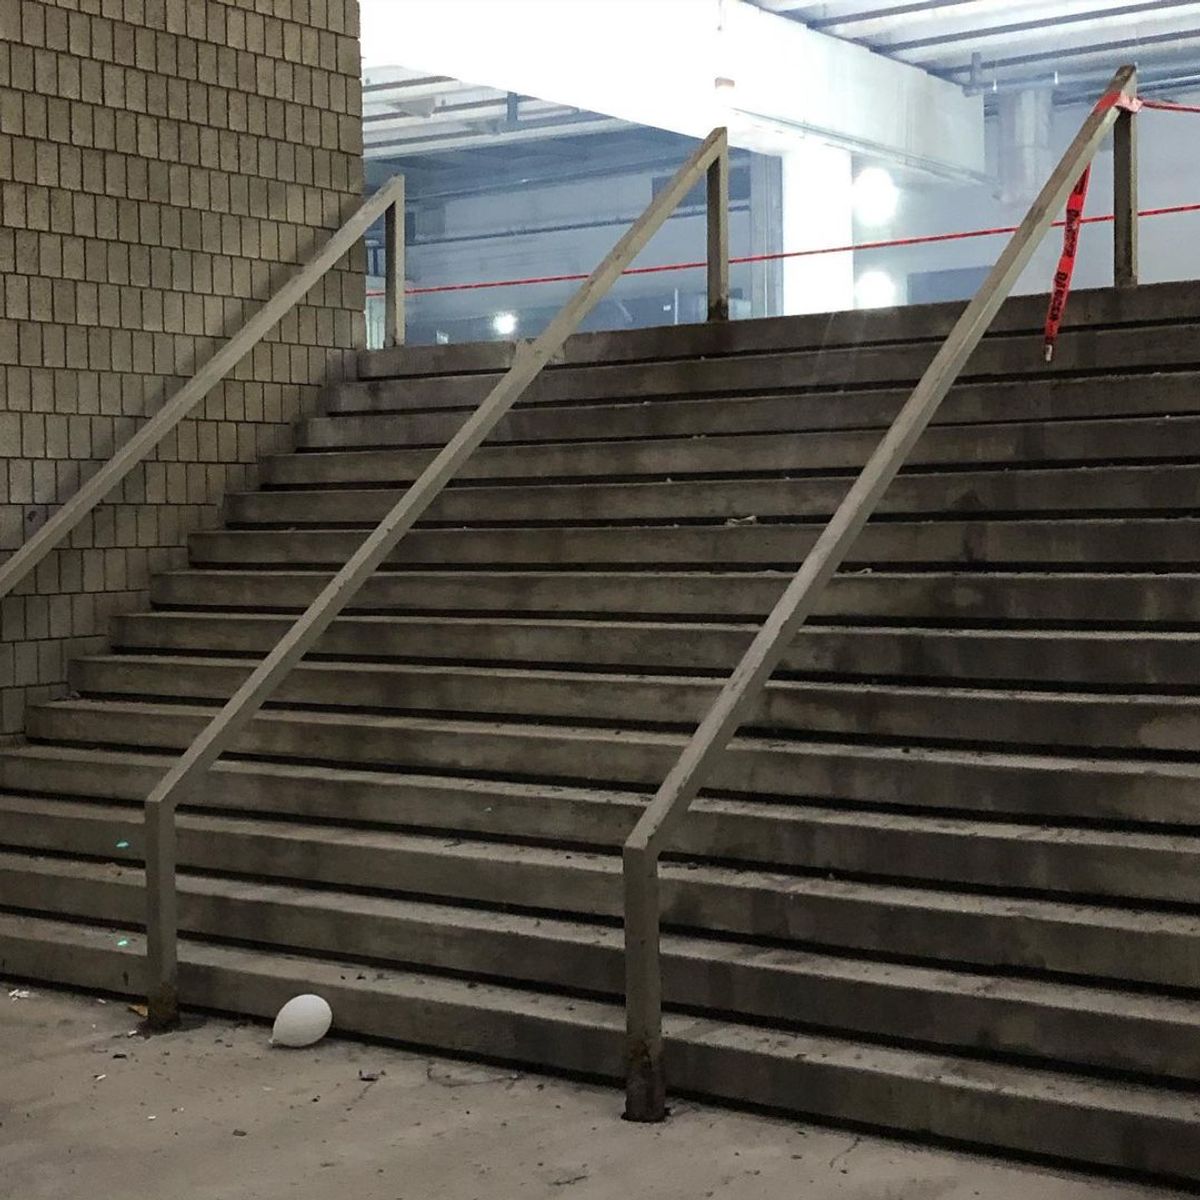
<box><xmin>271</xmin><ymin>994</ymin><xmax>333</xmax><ymax>1047</ymax></box>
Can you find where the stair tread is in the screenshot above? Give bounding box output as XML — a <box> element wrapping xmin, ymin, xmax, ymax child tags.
<box><xmin>4</xmin><ymin>909</ymin><xmax>1200</xmax><ymax>1132</ymax></box>
<box><xmin>74</xmin><ymin>651</ymin><xmax>1200</xmax><ymax>705</ymax></box>
<box><xmin>3</xmin><ymin>858</ymin><xmax>1199</xmax><ymax>1026</ymax></box>
<box><xmin>4</xmin><ymin>795</ymin><xmax>1199</xmax><ymax>936</ymax></box>
<box><xmin>117</xmin><ymin>609</ymin><xmax>1200</xmax><ymax>638</ymax></box>
<box><xmin>32</xmin><ymin>694</ymin><xmax>1200</xmax><ymax>778</ymax></box>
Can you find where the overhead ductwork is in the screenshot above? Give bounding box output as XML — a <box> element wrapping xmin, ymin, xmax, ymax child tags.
<box><xmin>996</xmin><ymin>87</ymin><xmax>1054</xmax><ymax>207</ymax></box>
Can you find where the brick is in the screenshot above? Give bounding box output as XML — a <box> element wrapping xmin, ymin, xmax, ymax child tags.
<box><xmin>0</xmin><ymin>0</ymin><xmax>361</xmax><ymax>733</ymax></box>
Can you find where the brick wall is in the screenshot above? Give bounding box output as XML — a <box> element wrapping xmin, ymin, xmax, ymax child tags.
<box><xmin>0</xmin><ymin>0</ymin><xmax>364</xmax><ymax>734</ymax></box>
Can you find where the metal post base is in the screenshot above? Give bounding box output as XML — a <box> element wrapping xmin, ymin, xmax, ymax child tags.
<box><xmin>623</xmin><ymin>1043</ymin><xmax>667</xmax><ymax>1123</ymax></box>
<box><xmin>146</xmin><ymin>980</ymin><xmax>180</xmax><ymax>1031</ymax></box>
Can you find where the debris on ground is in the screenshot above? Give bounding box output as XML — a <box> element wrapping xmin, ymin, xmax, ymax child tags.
<box><xmin>127</xmin><ymin>1003</ymin><xmax>148</xmax><ymax>1018</ymax></box>
<box><xmin>8</xmin><ymin>988</ymin><xmax>32</xmax><ymax>1000</ymax></box>
<box><xmin>358</xmin><ymin>1069</ymin><xmax>383</xmax><ymax>1082</ymax></box>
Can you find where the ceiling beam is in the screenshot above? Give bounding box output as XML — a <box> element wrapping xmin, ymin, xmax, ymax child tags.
<box><xmin>802</xmin><ymin>1</ymin><xmax>981</xmax><ymax>30</ymax></box>
<box><xmin>884</xmin><ymin>0</ymin><xmax>1199</xmax><ymax>54</ymax></box>
<box><xmin>930</xmin><ymin>23</ymin><xmax>1200</xmax><ymax>76</ymax></box>
<box><xmin>362</xmin><ymin>0</ymin><xmax>983</xmax><ymax>172</ymax></box>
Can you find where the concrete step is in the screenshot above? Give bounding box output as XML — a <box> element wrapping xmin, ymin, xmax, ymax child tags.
<box><xmin>4</xmin><ymin>911</ymin><xmax>1198</xmax><ymax>1181</ymax></box>
<box><xmin>265</xmin><ymin>416</ymin><xmax>1200</xmax><ymax>486</ymax></box>
<box><xmin>325</xmin><ymin>323</ymin><xmax>1200</xmax><ymax>414</ymax></box>
<box><xmin>148</xmin><ymin>568</ymin><xmax>1200</xmax><ymax>626</ymax></box>
<box><xmin>1</xmin><ymin>808</ymin><xmax>1197</xmax><ymax>988</ymax></box>
<box><xmin>5</xmin><ymin>744</ymin><xmax>1200</xmax><ymax>904</ymax></box>
<box><xmin>225</xmin><ymin>464</ymin><xmax>1200</xmax><ymax>528</ymax></box>
<box><xmin>24</xmin><ymin>699</ymin><xmax>1200</xmax><ymax>825</ymax></box>
<box><xmin>315</xmin><ymin>372</ymin><xmax>1200</xmax><ymax>435</ymax></box>
<box><xmin>356</xmin><ymin>281</ymin><xmax>1200</xmax><ymax>378</ymax></box>
<box><xmin>68</xmin><ymin>654</ymin><xmax>1200</xmax><ymax>754</ymax></box>
<box><xmin>188</xmin><ymin>518</ymin><xmax>1200</xmax><ymax>570</ymax></box>
<box><xmin>0</xmin><ymin>846</ymin><xmax>1197</xmax><ymax>1084</ymax></box>
<box><xmin>112</xmin><ymin>612</ymin><xmax>1200</xmax><ymax>688</ymax></box>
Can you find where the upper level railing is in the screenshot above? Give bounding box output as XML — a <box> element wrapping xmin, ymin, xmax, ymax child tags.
<box><xmin>137</xmin><ymin>128</ymin><xmax>731</xmax><ymax>1025</ymax></box>
<box><xmin>620</xmin><ymin>64</ymin><xmax>1140</xmax><ymax>1122</ymax></box>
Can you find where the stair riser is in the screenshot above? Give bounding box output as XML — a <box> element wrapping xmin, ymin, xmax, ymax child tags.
<box><xmin>5</xmin><ymin>780</ymin><xmax>1196</xmax><ymax>989</ymax></box>
<box><xmin>226</xmin><ymin>465</ymin><xmax>1200</xmax><ymax>527</ymax></box>
<box><xmin>0</xmin><ymin>867</ymin><xmax>1193</xmax><ymax>1082</ymax></box>
<box><xmin>0</xmin><ymin>826</ymin><xmax>1190</xmax><ymax>991</ymax></box>
<box><xmin>358</xmin><ymin>281</ymin><xmax>1200</xmax><ymax>378</ymax></box>
<box><xmin>268</xmin><ymin>417</ymin><xmax>1200</xmax><ymax>484</ymax></box>
<box><xmin>27</xmin><ymin>702</ymin><xmax>1200</xmax><ymax>824</ymax></box>
<box><xmin>313</xmin><ymin>323</ymin><xmax>1200</xmax><ymax>412</ymax></box>
<box><xmin>189</xmin><ymin>520</ymin><xmax>1200</xmax><ymax>570</ymax></box>
<box><xmin>148</xmin><ymin>570</ymin><xmax>1200</xmax><ymax>625</ymax></box>
<box><xmin>6</xmin><ymin>752</ymin><xmax>1198</xmax><ymax>904</ymax></box>
<box><xmin>69</xmin><ymin>657</ymin><xmax>1200</xmax><ymax>754</ymax></box>
<box><xmin>2</xmin><ymin>922</ymin><xmax>1194</xmax><ymax>1183</ymax></box>
<box><xmin>113</xmin><ymin>614</ymin><xmax>1200</xmax><ymax>688</ymax></box>
<box><xmin>320</xmin><ymin>373</ymin><xmax>1200</xmax><ymax>432</ymax></box>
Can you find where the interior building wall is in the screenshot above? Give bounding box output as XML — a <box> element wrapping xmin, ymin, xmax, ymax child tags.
<box><xmin>0</xmin><ymin>0</ymin><xmax>365</xmax><ymax>735</ymax></box>
<box><xmin>868</xmin><ymin>89</ymin><xmax>1200</xmax><ymax>305</ymax></box>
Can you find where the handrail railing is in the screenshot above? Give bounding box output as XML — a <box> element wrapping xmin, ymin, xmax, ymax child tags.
<box><xmin>621</xmin><ymin>66</ymin><xmax>1139</xmax><ymax>1122</ymax></box>
<box><xmin>0</xmin><ymin>175</ymin><xmax>408</xmax><ymax>607</ymax></box>
<box><xmin>140</xmin><ymin>127</ymin><xmax>731</xmax><ymax>1026</ymax></box>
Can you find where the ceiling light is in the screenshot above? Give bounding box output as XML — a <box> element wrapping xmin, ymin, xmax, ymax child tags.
<box><xmin>853</xmin><ymin>166</ymin><xmax>899</xmax><ymax>226</ymax></box>
<box><xmin>855</xmin><ymin>269</ymin><xmax>898</xmax><ymax>310</ymax></box>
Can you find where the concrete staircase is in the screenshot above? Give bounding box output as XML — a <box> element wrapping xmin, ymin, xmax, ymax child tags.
<box><xmin>5</xmin><ymin>282</ymin><xmax>1200</xmax><ymax>1182</ymax></box>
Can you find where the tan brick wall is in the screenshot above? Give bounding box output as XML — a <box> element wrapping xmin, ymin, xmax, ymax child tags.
<box><xmin>0</xmin><ymin>0</ymin><xmax>364</xmax><ymax>734</ymax></box>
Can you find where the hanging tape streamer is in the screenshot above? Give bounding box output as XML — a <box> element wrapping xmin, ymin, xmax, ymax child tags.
<box><xmin>1042</xmin><ymin>166</ymin><xmax>1092</xmax><ymax>362</ymax></box>
<box><xmin>1042</xmin><ymin>90</ymin><xmax>1142</xmax><ymax>363</ymax></box>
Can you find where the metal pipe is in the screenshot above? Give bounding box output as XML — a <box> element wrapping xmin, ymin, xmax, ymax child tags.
<box><xmin>1114</xmin><ymin>71</ymin><xmax>1139</xmax><ymax>289</ymax></box>
<box><xmin>620</xmin><ymin>64</ymin><xmax>1137</xmax><ymax>1123</ymax></box>
<box><xmin>0</xmin><ymin>176</ymin><xmax>408</xmax><ymax>611</ymax></box>
<box><xmin>384</xmin><ymin>182</ymin><xmax>406</xmax><ymax>347</ymax></box>
<box><xmin>706</xmin><ymin>146</ymin><xmax>730</xmax><ymax>321</ymax></box>
<box><xmin>141</xmin><ymin>129</ymin><xmax>730</xmax><ymax>1029</ymax></box>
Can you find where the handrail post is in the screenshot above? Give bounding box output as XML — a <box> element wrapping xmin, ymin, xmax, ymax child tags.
<box><xmin>1113</xmin><ymin>68</ymin><xmax>1138</xmax><ymax>289</ymax></box>
<box><xmin>144</xmin><ymin>796</ymin><xmax>179</xmax><ymax>1028</ymax></box>
<box><xmin>623</xmin><ymin>839</ymin><xmax>666</xmax><ymax>1121</ymax></box>
<box><xmin>706</xmin><ymin>134</ymin><xmax>730</xmax><ymax>321</ymax></box>
<box><xmin>384</xmin><ymin>177</ymin><xmax>406</xmax><ymax>347</ymax></box>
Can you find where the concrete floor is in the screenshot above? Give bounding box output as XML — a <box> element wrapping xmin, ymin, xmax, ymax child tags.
<box><xmin>0</xmin><ymin>982</ymin><xmax>1185</xmax><ymax>1200</ymax></box>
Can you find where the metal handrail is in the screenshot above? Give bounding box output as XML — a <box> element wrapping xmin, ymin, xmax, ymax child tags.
<box><xmin>621</xmin><ymin>66</ymin><xmax>1139</xmax><ymax>1121</ymax></box>
<box><xmin>0</xmin><ymin>175</ymin><xmax>408</xmax><ymax>607</ymax></box>
<box><xmin>142</xmin><ymin>127</ymin><xmax>731</xmax><ymax>1026</ymax></box>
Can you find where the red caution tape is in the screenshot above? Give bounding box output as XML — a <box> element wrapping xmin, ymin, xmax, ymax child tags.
<box><xmin>1042</xmin><ymin>87</ymin><xmax>1141</xmax><ymax>362</ymax></box>
<box><xmin>1043</xmin><ymin>166</ymin><xmax>1092</xmax><ymax>362</ymax></box>
<box><xmin>1141</xmin><ymin>99</ymin><xmax>1200</xmax><ymax>114</ymax></box>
